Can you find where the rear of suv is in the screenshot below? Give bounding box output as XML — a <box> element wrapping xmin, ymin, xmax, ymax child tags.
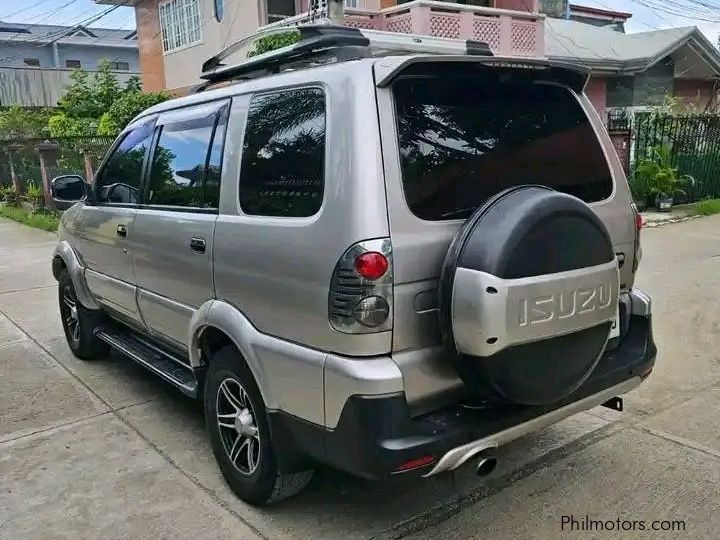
<box><xmin>50</xmin><ymin>26</ymin><xmax>656</xmax><ymax>506</ymax></box>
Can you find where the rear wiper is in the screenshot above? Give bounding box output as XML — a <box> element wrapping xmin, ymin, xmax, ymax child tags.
<box><xmin>440</xmin><ymin>207</ymin><xmax>475</xmax><ymax>219</ymax></box>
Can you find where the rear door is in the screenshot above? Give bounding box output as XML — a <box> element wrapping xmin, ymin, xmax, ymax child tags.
<box><xmin>375</xmin><ymin>59</ymin><xmax>634</xmax><ymax>408</ymax></box>
<box><xmin>131</xmin><ymin>101</ymin><xmax>229</xmax><ymax>350</ymax></box>
<box><xmin>77</xmin><ymin>120</ymin><xmax>155</xmax><ymax>324</ymax></box>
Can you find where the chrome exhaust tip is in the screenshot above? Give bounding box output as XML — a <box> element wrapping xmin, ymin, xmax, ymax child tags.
<box><xmin>476</xmin><ymin>455</ymin><xmax>498</xmax><ymax>477</ymax></box>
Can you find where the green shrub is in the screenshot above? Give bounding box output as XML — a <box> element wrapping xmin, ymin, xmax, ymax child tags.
<box><xmin>247</xmin><ymin>31</ymin><xmax>300</xmax><ymax>58</ymax></box>
<box><xmin>97</xmin><ymin>90</ymin><xmax>170</xmax><ymax>136</ymax></box>
<box><xmin>24</xmin><ymin>181</ymin><xmax>44</xmax><ymax>206</ymax></box>
<box><xmin>635</xmin><ymin>144</ymin><xmax>695</xmax><ymax>199</ymax></box>
<box><xmin>0</xmin><ymin>185</ymin><xmax>16</xmax><ymax>203</ymax></box>
<box><xmin>628</xmin><ymin>170</ymin><xmax>650</xmax><ymax>204</ymax></box>
<box><xmin>693</xmin><ymin>198</ymin><xmax>720</xmax><ymax>216</ymax></box>
<box><xmin>0</xmin><ymin>205</ymin><xmax>60</xmax><ymax>232</ymax></box>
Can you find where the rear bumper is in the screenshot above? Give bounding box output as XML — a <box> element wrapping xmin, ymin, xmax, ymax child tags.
<box><xmin>269</xmin><ymin>293</ymin><xmax>656</xmax><ymax>480</ymax></box>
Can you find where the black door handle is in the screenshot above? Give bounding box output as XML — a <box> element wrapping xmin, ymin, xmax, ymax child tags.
<box><xmin>190</xmin><ymin>237</ymin><xmax>206</xmax><ymax>253</ymax></box>
<box><xmin>116</xmin><ymin>224</ymin><xmax>127</xmax><ymax>237</ymax></box>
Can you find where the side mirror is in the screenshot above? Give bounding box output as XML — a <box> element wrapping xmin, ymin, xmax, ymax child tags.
<box><xmin>51</xmin><ymin>175</ymin><xmax>87</xmax><ymax>206</ymax></box>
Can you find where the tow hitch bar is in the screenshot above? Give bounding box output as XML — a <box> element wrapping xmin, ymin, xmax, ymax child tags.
<box><xmin>601</xmin><ymin>397</ymin><xmax>623</xmax><ymax>411</ymax></box>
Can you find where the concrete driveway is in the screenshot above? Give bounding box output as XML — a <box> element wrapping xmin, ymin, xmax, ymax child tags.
<box><xmin>1</xmin><ymin>215</ymin><xmax>719</xmax><ymax>539</ymax></box>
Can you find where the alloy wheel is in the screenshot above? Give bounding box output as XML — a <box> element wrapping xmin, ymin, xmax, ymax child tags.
<box><xmin>62</xmin><ymin>285</ymin><xmax>80</xmax><ymax>343</ymax></box>
<box><xmin>216</xmin><ymin>377</ymin><xmax>261</xmax><ymax>475</ymax></box>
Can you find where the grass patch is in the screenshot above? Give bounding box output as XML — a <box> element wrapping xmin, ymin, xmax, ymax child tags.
<box><xmin>0</xmin><ymin>204</ymin><xmax>60</xmax><ymax>232</ymax></box>
<box><xmin>692</xmin><ymin>199</ymin><xmax>720</xmax><ymax>216</ymax></box>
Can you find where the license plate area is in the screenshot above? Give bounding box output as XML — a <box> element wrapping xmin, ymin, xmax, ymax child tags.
<box><xmin>609</xmin><ymin>312</ymin><xmax>620</xmax><ymax>340</ymax></box>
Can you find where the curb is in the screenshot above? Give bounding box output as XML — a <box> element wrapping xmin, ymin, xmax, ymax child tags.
<box><xmin>643</xmin><ymin>214</ymin><xmax>703</xmax><ymax>228</ymax></box>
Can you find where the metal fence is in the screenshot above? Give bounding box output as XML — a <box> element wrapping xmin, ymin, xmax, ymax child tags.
<box><xmin>0</xmin><ymin>136</ymin><xmax>114</xmax><ymax>194</ymax></box>
<box><xmin>633</xmin><ymin>113</ymin><xmax>720</xmax><ymax>201</ymax></box>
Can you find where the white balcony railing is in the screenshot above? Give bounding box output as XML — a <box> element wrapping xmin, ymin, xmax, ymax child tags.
<box><xmin>262</xmin><ymin>0</ymin><xmax>545</xmax><ymax>57</ymax></box>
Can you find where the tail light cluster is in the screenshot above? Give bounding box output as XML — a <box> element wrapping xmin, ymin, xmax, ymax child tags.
<box><xmin>631</xmin><ymin>203</ymin><xmax>643</xmax><ymax>272</ymax></box>
<box><xmin>329</xmin><ymin>239</ymin><xmax>393</xmax><ymax>333</ymax></box>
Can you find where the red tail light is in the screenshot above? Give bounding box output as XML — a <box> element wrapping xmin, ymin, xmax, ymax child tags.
<box><xmin>633</xmin><ymin>205</ymin><xmax>644</xmax><ymax>230</ymax></box>
<box><xmin>329</xmin><ymin>239</ymin><xmax>393</xmax><ymax>334</ymax></box>
<box><xmin>394</xmin><ymin>455</ymin><xmax>436</xmax><ymax>473</ymax></box>
<box><xmin>355</xmin><ymin>252</ymin><xmax>388</xmax><ymax>280</ymax></box>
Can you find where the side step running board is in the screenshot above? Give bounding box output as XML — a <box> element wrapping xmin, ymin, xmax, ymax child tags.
<box><xmin>95</xmin><ymin>329</ymin><xmax>198</xmax><ymax>398</ymax></box>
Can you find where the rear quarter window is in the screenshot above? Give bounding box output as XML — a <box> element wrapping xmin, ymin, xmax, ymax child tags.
<box><xmin>239</xmin><ymin>88</ymin><xmax>326</xmax><ymax>217</ymax></box>
<box><xmin>394</xmin><ymin>75</ymin><xmax>613</xmax><ymax>220</ymax></box>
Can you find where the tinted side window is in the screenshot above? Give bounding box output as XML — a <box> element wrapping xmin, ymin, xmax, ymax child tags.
<box><xmin>147</xmin><ymin>114</ymin><xmax>216</xmax><ymax>208</ymax></box>
<box><xmin>239</xmin><ymin>88</ymin><xmax>325</xmax><ymax>217</ymax></box>
<box><xmin>96</xmin><ymin>124</ymin><xmax>153</xmax><ymax>204</ymax></box>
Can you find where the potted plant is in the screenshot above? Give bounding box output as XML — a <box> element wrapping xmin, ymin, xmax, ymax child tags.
<box><xmin>22</xmin><ymin>181</ymin><xmax>45</xmax><ymax>210</ymax></box>
<box><xmin>634</xmin><ymin>145</ymin><xmax>694</xmax><ymax>212</ymax></box>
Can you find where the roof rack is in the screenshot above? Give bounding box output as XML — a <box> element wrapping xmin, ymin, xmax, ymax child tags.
<box><xmin>197</xmin><ymin>25</ymin><xmax>491</xmax><ymax>89</ymax></box>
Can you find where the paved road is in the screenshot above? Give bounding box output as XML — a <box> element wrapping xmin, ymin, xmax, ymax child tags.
<box><xmin>1</xmin><ymin>215</ymin><xmax>719</xmax><ymax>539</ymax></box>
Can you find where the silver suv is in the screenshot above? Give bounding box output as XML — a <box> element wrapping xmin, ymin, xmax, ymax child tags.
<box><xmin>50</xmin><ymin>26</ymin><xmax>656</xmax><ymax>506</ymax></box>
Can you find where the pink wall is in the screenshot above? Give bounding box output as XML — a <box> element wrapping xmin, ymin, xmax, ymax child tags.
<box><xmin>585</xmin><ymin>77</ymin><xmax>607</xmax><ymax>121</ymax></box>
<box><xmin>674</xmin><ymin>79</ymin><xmax>717</xmax><ymax>109</ymax></box>
<box><xmin>495</xmin><ymin>0</ymin><xmax>538</xmax><ymax>12</ymax></box>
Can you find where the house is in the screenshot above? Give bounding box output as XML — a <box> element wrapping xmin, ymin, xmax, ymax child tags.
<box><xmin>546</xmin><ymin>18</ymin><xmax>720</xmax><ymax>120</ymax></box>
<box><xmin>98</xmin><ymin>0</ymin><xmax>548</xmax><ymax>93</ymax></box>
<box><xmin>568</xmin><ymin>3</ymin><xmax>631</xmax><ymax>32</ymax></box>
<box><xmin>0</xmin><ymin>22</ymin><xmax>139</xmax><ymax>107</ymax></box>
<box><xmin>97</xmin><ymin>0</ymin><xmax>720</xmax><ymax>119</ymax></box>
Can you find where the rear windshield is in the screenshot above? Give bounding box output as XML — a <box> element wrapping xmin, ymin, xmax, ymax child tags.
<box><xmin>394</xmin><ymin>74</ymin><xmax>613</xmax><ymax>221</ymax></box>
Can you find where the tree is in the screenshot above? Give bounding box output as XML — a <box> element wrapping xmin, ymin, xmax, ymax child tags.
<box><xmin>98</xmin><ymin>89</ymin><xmax>170</xmax><ymax>137</ymax></box>
<box><xmin>49</xmin><ymin>60</ymin><xmax>170</xmax><ymax>137</ymax></box>
<box><xmin>57</xmin><ymin>60</ymin><xmax>122</xmax><ymax>118</ymax></box>
<box><xmin>0</xmin><ymin>106</ymin><xmax>52</xmax><ymax>195</ymax></box>
<box><xmin>0</xmin><ymin>106</ymin><xmax>51</xmax><ymax>138</ymax></box>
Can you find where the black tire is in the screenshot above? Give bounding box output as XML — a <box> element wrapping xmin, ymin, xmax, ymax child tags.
<box><xmin>204</xmin><ymin>345</ymin><xmax>313</xmax><ymax>506</ymax></box>
<box><xmin>58</xmin><ymin>269</ymin><xmax>108</xmax><ymax>360</ymax></box>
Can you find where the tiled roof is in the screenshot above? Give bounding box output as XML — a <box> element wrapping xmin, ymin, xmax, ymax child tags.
<box><xmin>0</xmin><ymin>21</ymin><xmax>136</xmax><ymax>43</ymax></box>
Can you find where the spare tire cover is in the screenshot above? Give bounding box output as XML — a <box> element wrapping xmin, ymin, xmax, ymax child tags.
<box><xmin>439</xmin><ymin>186</ymin><xmax>619</xmax><ymax>406</ymax></box>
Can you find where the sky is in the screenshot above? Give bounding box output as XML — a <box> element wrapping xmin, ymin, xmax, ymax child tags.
<box><xmin>0</xmin><ymin>0</ymin><xmax>136</xmax><ymax>30</ymax></box>
<box><xmin>583</xmin><ymin>0</ymin><xmax>720</xmax><ymax>45</ymax></box>
<box><xmin>0</xmin><ymin>0</ymin><xmax>718</xmax><ymax>44</ymax></box>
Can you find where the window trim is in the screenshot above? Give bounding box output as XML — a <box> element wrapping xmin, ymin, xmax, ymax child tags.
<box><xmin>158</xmin><ymin>0</ymin><xmax>203</xmax><ymax>54</ymax></box>
<box><xmin>201</xmin><ymin>104</ymin><xmax>229</xmax><ymax>210</ymax></box>
<box><xmin>238</xmin><ymin>85</ymin><xmax>327</xmax><ymax>219</ymax></box>
<box><xmin>110</xmin><ymin>61</ymin><xmax>130</xmax><ymax>71</ymax></box>
<box><xmin>139</xmin><ymin>103</ymin><xmax>230</xmax><ymax>213</ymax></box>
<box><xmin>265</xmin><ymin>0</ymin><xmax>297</xmax><ymax>25</ymax></box>
<box><xmin>65</xmin><ymin>59</ymin><xmax>81</xmax><ymax>69</ymax></box>
<box><xmin>92</xmin><ymin>119</ymin><xmax>157</xmax><ymax>208</ymax></box>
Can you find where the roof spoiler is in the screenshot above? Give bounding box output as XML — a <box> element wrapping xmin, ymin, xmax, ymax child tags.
<box><xmin>374</xmin><ymin>56</ymin><xmax>590</xmax><ymax>93</ymax></box>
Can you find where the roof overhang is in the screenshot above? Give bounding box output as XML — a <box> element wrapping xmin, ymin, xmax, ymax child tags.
<box><xmin>0</xmin><ymin>35</ymin><xmax>138</xmax><ymax>48</ymax></box>
<box><xmin>549</xmin><ymin>28</ymin><xmax>720</xmax><ymax>79</ymax></box>
<box><xmin>569</xmin><ymin>4</ymin><xmax>632</xmax><ymax>22</ymax></box>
